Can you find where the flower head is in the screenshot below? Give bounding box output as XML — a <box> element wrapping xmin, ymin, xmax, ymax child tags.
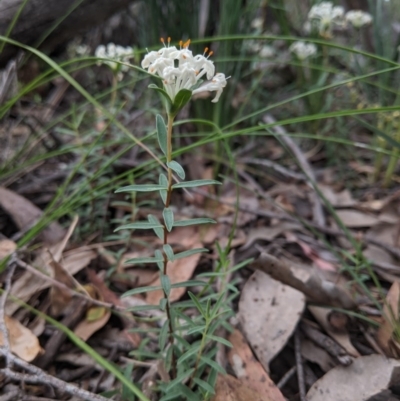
<box><xmin>307</xmin><ymin>1</ymin><xmax>346</xmax><ymax>38</ymax></box>
<box><xmin>95</xmin><ymin>43</ymin><xmax>133</xmax><ymax>78</ymax></box>
<box><xmin>141</xmin><ymin>38</ymin><xmax>227</xmax><ymax>105</ymax></box>
<box><xmin>289</xmin><ymin>41</ymin><xmax>317</xmax><ymax>60</ymax></box>
<box><xmin>345</xmin><ymin>10</ymin><xmax>373</xmax><ymax>28</ymax></box>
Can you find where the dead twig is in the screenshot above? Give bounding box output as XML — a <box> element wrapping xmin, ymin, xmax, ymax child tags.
<box><xmin>294</xmin><ymin>329</ymin><xmax>307</xmax><ymax>401</ymax></box>
<box><xmin>0</xmin><ymin>261</ymin><xmax>17</xmax><ymax>368</ymax></box>
<box><xmin>0</xmin><ymin>351</ymin><xmax>109</xmax><ymax>401</ymax></box>
<box><xmin>301</xmin><ymin>322</ymin><xmax>352</xmax><ymax>366</ymax></box>
<box><xmin>263</xmin><ymin>114</ymin><xmax>326</xmax><ymax>228</ymax></box>
<box><xmin>251</xmin><ymin>252</ymin><xmax>357</xmax><ymax>309</ymax></box>
<box><xmin>277</xmin><ymin>365</ymin><xmax>297</xmax><ymax>389</ymax></box>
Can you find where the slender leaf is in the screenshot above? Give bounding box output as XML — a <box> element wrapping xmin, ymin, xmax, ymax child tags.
<box><xmin>176</xmin><ymin>384</ymin><xmax>201</xmax><ymax>401</ymax></box>
<box><xmin>148</xmin><ymin>214</ymin><xmax>164</xmax><ymax>240</ymax></box>
<box><xmin>155</xmin><ymin>249</ymin><xmax>164</xmax><ymax>271</ymax></box>
<box><xmin>193</xmin><ymin>377</ymin><xmax>215</xmax><ymax>394</ymax></box>
<box><xmin>122</xmin><ymin>285</ymin><xmax>162</xmax><ymax>297</ymax></box>
<box><xmin>165</xmin><ymin>368</ymin><xmax>194</xmax><ymax>393</ymax></box>
<box><xmin>163</xmin><ymin>207</ymin><xmax>174</xmax><ymax>232</ymax></box>
<box><xmin>159</xmin><ymin>173</ymin><xmax>168</xmax><ymax>204</ymax></box>
<box><xmin>206</xmin><ymin>334</ymin><xmax>233</xmax><ymax>348</ymax></box>
<box><xmin>127</xmin><ymin>305</ymin><xmax>161</xmax><ymax>313</ymax></box>
<box><xmin>115</xmin><ymin>221</ymin><xmax>163</xmax><ymax>231</ymax></box>
<box><xmin>200</xmin><ymin>355</ymin><xmax>226</xmax><ymax>374</ymax></box>
<box><xmin>174</xmin><ymin>248</ymin><xmax>209</xmax><ymax>260</ymax></box>
<box><xmin>167</xmin><ymin>160</ymin><xmax>185</xmax><ymax>179</ymax></box>
<box><xmin>172</xmin><ymin>179</ymin><xmax>221</xmax><ymax>189</ymax></box>
<box><xmin>159</xmin><ymin>320</ymin><xmax>169</xmax><ymax>350</ymax></box>
<box><xmin>163</xmin><ymin>244</ymin><xmax>175</xmax><ymax>261</ymax></box>
<box><xmin>160</xmin><ymin>274</ymin><xmax>171</xmax><ymax>297</ymax></box>
<box><xmin>188</xmin><ymin>291</ymin><xmax>206</xmax><ymax>317</ymax></box>
<box><xmin>115</xmin><ymin>184</ymin><xmax>167</xmax><ymax>193</ymax></box>
<box><xmin>159</xmin><ymin>297</ymin><xmax>167</xmax><ymax>311</ymax></box>
<box><xmin>125</xmin><ymin>256</ymin><xmax>163</xmax><ymax>265</ymax></box>
<box><xmin>173</xmin><ymin>217</ymin><xmax>216</xmax><ymax>227</ymax></box>
<box><xmin>170</xmin><ymin>280</ymin><xmax>207</xmax><ymax>288</ymax></box>
<box><xmin>156</xmin><ymin>114</ymin><xmax>168</xmax><ymax>156</ymax></box>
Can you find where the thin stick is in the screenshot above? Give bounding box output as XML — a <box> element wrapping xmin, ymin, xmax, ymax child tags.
<box><xmin>277</xmin><ymin>365</ymin><xmax>297</xmax><ymax>389</ymax></box>
<box><xmin>0</xmin><ymin>352</ymin><xmax>109</xmax><ymax>401</ymax></box>
<box><xmin>294</xmin><ymin>329</ymin><xmax>307</xmax><ymax>401</ymax></box>
<box><xmin>0</xmin><ymin>260</ymin><xmax>16</xmax><ymax>368</ymax></box>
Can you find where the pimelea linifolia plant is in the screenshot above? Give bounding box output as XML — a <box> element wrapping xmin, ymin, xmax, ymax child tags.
<box><xmin>114</xmin><ymin>38</ymin><xmax>231</xmax><ymax>400</ymax></box>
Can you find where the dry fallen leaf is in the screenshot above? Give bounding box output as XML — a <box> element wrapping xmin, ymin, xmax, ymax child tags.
<box><xmin>0</xmin><ymin>186</ymin><xmax>65</xmax><ymax>244</ymax></box>
<box><xmin>319</xmin><ymin>185</ymin><xmax>355</xmax><ymax>207</ymax></box>
<box><xmin>377</xmin><ymin>281</ymin><xmax>400</xmax><ymax>358</ymax></box>
<box><xmin>335</xmin><ymin>209</ymin><xmax>379</xmax><ymax>228</ymax></box>
<box><xmin>301</xmin><ymin>339</ymin><xmax>337</xmax><ymax>372</ymax></box>
<box><xmin>0</xmin><ymin>239</ymin><xmax>16</xmax><ymax>260</ymax></box>
<box><xmin>228</xmin><ymin>330</ymin><xmax>285</xmax><ymax>401</ymax></box>
<box><xmin>238</xmin><ymin>270</ymin><xmax>305</xmax><ymax>371</ymax></box>
<box><xmin>212</xmin><ymin>374</ymin><xmax>266</xmax><ymax>401</ymax></box>
<box><xmin>0</xmin><ymin>315</ymin><xmax>43</xmax><ymax>362</ymax></box>
<box><xmin>307</xmin><ymin>354</ymin><xmax>400</xmax><ymax>401</ymax></box>
<box><xmin>309</xmin><ymin>306</ymin><xmax>360</xmax><ymax>357</ymax></box>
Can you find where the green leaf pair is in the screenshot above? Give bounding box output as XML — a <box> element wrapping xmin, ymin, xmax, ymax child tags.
<box><xmin>149</xmin><ymin>85</ymin><xmax>192</xmax><ymax>118</ymax></box>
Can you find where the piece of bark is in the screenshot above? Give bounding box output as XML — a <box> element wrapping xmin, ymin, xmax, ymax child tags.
<box><xmin>251</xmin><ymin>252</ymin><xmax>357</xmax><ymax>309</ymax></box>
<box><xmin>0</xmin><ymin>0</ymin><xmax>133</xmax><ymax>66</ymax></box>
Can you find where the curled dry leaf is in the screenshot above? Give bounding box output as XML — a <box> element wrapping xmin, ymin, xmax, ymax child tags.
<box><xmin>6</xmin><ymin>246</ymin><xmax>96</xmax><ymax>315</ymax></box>
<box><xmin>238</xmin><ymin>270</ymin><xmax>305</xmax><ymax>370</ymax></box>
<box><xmin>0</xmin><ymin>315</ymin><xmax>43</xmax><ymax>362</ymax></box>
<box><xmin>309</xmin><ymin>306</ymin><xmax>360</xmax><ymax>358</ymax></box>
<box><xmin>377</xmin><ymin>281</ymin><xmax>400</xmax><ymax>358</ymax></box>
<box><xmin>0</xmin><ymin>186</ymin><xmax>65</xmax><ymax>244</ymax></box>
<box><xmin>307</xmin><ymin>354</ymin><xmax>400</xmax><ymax>401</ymax></box>
<box><xmin>212</xmin><ymin>374</ymin><xmax>266</xmax><ymax>401</ymax></box>
<box><xmin>228</xmin><ymin>329</ymin><xmax>285</xmax><ymax>401</ymax></box>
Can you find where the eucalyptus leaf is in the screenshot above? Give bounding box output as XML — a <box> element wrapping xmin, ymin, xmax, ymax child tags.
<box><xmin>163</xmin><ymin>207</ymin><xmax>174</xmax><ymax>232</ymax></box>
<box><xmin>167</xmin><ymin>161</ymin><xmax>185</xmax><ymax>179</ymax></box>
<box><xmin>172</xmin><ymin>179</ymin><xmax>221</xmax><ymax>189</ymax></box>
<box><xmin>173</xmin><ymin>217</ymin><xmax>216</xmax><ymax>227</ymax></box>
<box><xmin>116</xmin><ymin>184</ymin><xmax>167</xmax><ymax>193</ymax></box>
<box><xmin>156</xmin><ymin>114</ymin><xmax>168</xmax><ymax>156</ymax></box>
<box><xmin>174</xmin><ymin>248</ymin><xmax>208</xmax><ymax>260</ymax></box>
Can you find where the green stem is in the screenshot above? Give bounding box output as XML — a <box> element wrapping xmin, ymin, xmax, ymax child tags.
<box><xmin>163</xmin><ymin>113</ymin><xmax>177</xmax><ymax>378</ymax></box>
<box><xmin>110</xmin><ymin>72</ymin><xmax>118</xmax><ymax>110</ymax></box>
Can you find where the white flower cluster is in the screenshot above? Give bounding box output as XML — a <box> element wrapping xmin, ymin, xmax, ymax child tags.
<box><xmin>95</xmin><ymin>43</ymin><xmax>133</xmax><ymax>73</ymax></box>
<box><xmin>345</xmin><ymin>10</ymin><xmax>373</xmax><ymax>28</ymax></box>
<box><xmin>289</xmin><ymin>41</ymin><xmax>317</xmax><ymax>60</ymax></box>
<box><xmin>141</xmin><ymin>38</ymin><xmax>227</xmax><ymax>103</ymax></box>
<box><xmin>307</xmin><ymin>1</ymin><xmax>346</xmax><ymax>38</ymax></box>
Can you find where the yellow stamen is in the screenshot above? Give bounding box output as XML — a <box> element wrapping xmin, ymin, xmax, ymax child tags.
<box><xmin>183</xmin><ymin>39</ymin><xmax>191</xmax><ymax>48</ymax></box>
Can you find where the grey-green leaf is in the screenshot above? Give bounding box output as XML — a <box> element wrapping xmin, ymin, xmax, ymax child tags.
<box><xmin>159</xmin><ymin>320</ymin><xmax>169</xmax><ymax>350</ymax></box>
<box><xmin>172</xmin><ymin>179</ymin><xmax>221</xmax><ymax>189</ymax></box>
<box><xmin>174</xmin><ymin>248</ymin><xmax>208</xmax><ymax>260</ymax></box>
<box><xmin>173</xmin><ymin>217</ymin><xmax>216</xmax><ymax>227</ymax></box>
<box><xmin>192</xmin><ymin>378</ymin><xmax>215</xmax><ymax>394</ymax></box>
<box><xmin>154</xmin><ymin>249</ymin><xmax>164</xmax><ymax>271</ymax></box>
<box><xmin>159</xmin><ymin>298</ymin><xmax>167</xmax><ymax>311</ymax></box>
<box><xmin>163</xmin><ymin>244</ymin><xmax>175</xmax><ymax>261</ymax></box>
<box><xmin>156</xmin><ymin>114</ymin><xmax>168</xmax><ymax>156</ymax></box>
<box><xmin>125</xmin><ymin>256</ymin><xmax>164</xmax><ymax>265</ymax></box>
<box><xmin>159</xmin><ymin>173</ymin><xmax>168</xmax><ymax>204</ymax></box>
<box><xmin>122</xmin><ymin>285</ymin><xmax>162</xmax><ymax>297</ymax></box>
<box><xmin>115</xmin><ymin>184</ymin><xmax>167</xmax><ymax>193</ymax></box>
<box><xmin>160</xmin><ymin>274</ymin><xmax>171</xmax><ymax>297</ymax></box>
<box><xmin>148</xmin><ymin>84</ymin><xmax>172</xmax><ymax>111</ymax></box>
<box><xmin>163</xmin><ymin>207</ymin><xmax>174</xmax><ymax>232</ymax></box>
<box><xmin>114</xmin><ymin>221</ymin><xmax>163</xmax><ymax>231</ymax></box>
<box><xmin>167</xmin><ymin>161</ymin><xmax>185</xmax><ymax>179</ymax></box>
<box><xmin>148</xmin><ymin>215</ymin><xmax>164</xmax><ymax>240</ymax></box>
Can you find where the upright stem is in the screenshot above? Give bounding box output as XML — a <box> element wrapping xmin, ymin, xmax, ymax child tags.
<box><xmin>163</xmin><ymin>113</ymin><xmax>176</xmax><ymax>378</ymax></box>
